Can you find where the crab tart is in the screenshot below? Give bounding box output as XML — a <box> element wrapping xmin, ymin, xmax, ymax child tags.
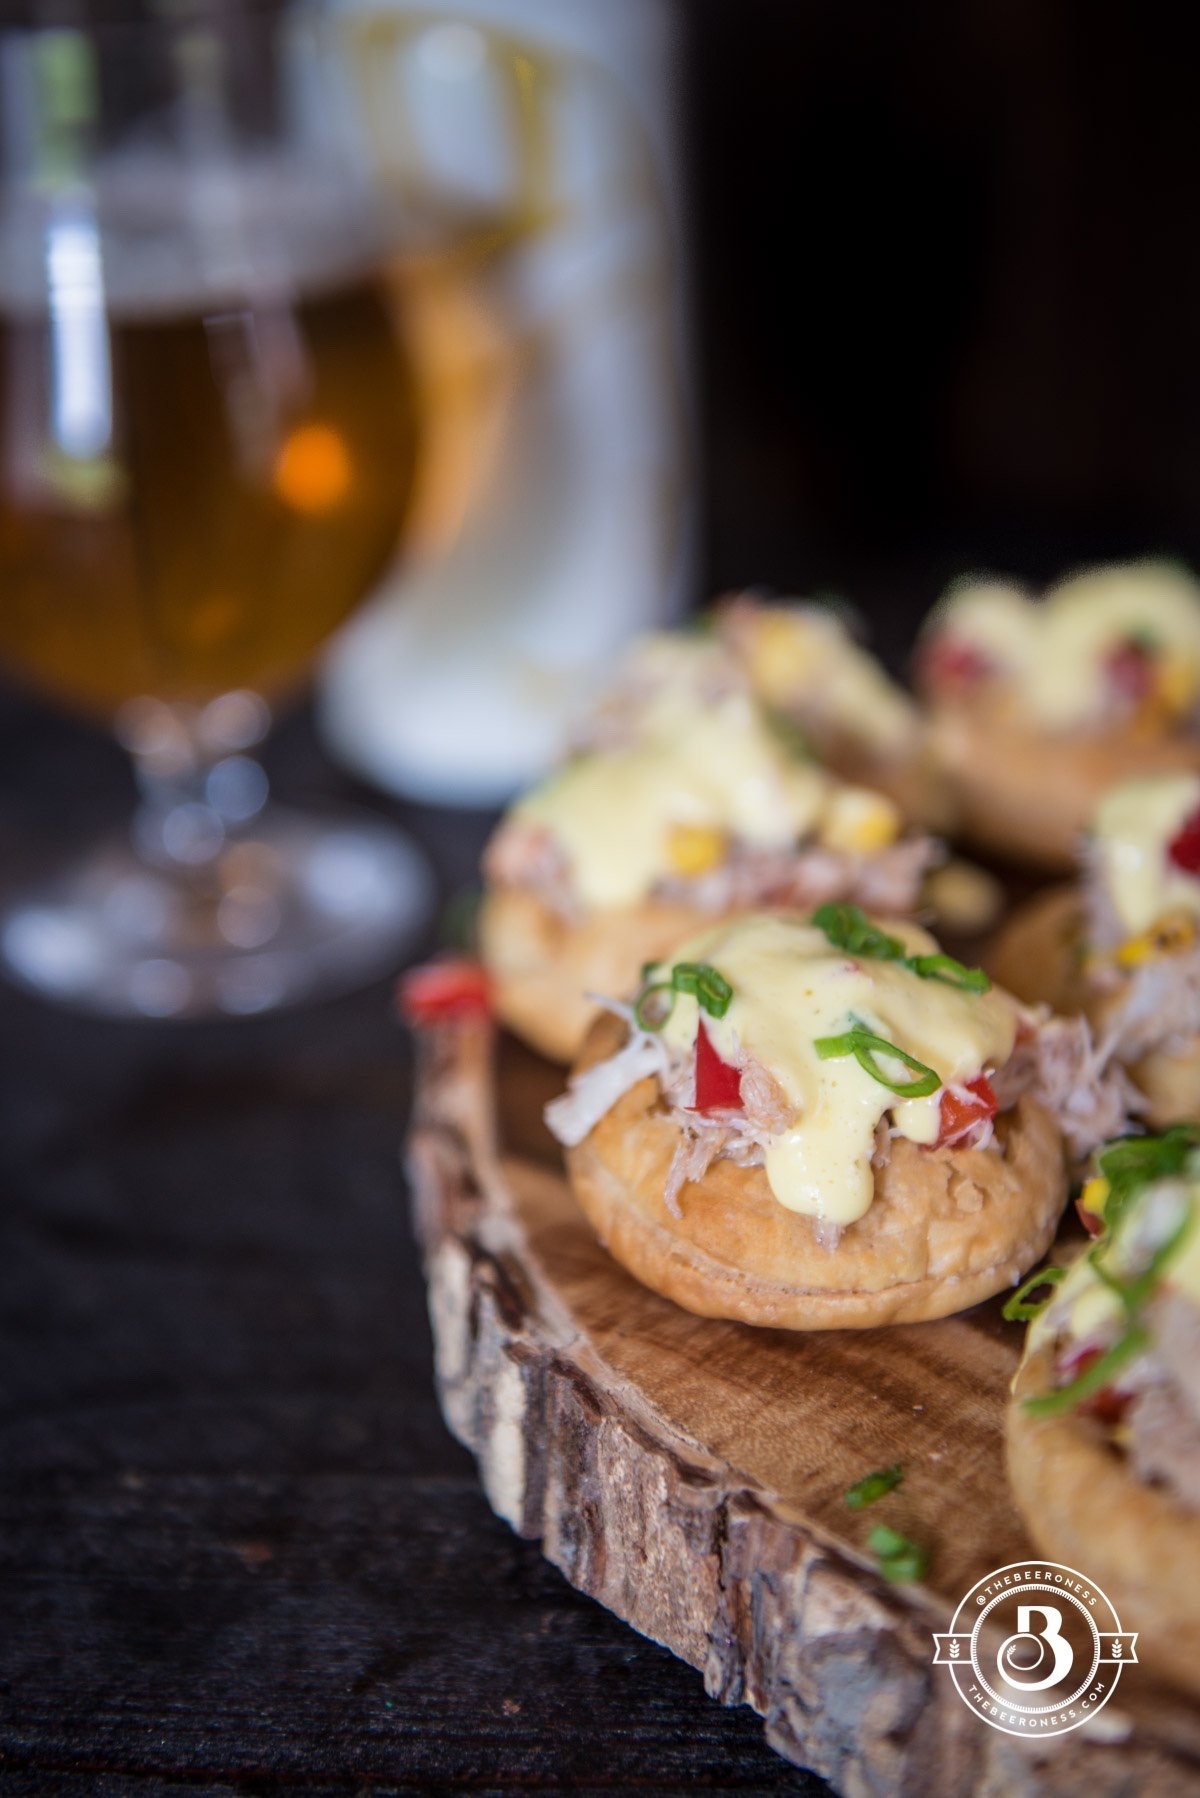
<box><xmin>916</xmin><ymin>561</ymin><xmax>1200</xmax><ymax>869</ymax></box>
<box><xmin>990</xmin><ymin>772</ymin><xmax>1200</xmax><ymax>1127</ymax></box>
<box><xmin>542</xmin><ymin>909</ymin><xmax>1126</xmax><ymax>1328</ymax></box>
<box><xmin>1006</xmin><ymin>1129</ymin><xmax>1200</xmax><ymax>1697</ymax></box>
<box><xmin>718</xmin><ymin>593</ymin><xmax>952</xmax><ymax>829</ymax></box>
<box><xmin>482</xmin><ymin>642</ymin><xmax>936</xmax><ymax>1063</ymax></box>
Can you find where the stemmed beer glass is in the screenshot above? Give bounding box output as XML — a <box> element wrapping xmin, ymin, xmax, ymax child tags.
<box><xmin>0</xmin><ymin>3</ymin><xmax>430</xmax><ymax>1016</ymax></box>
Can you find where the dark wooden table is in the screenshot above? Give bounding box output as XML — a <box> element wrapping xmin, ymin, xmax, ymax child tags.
<box><xmin>0</xmin><ymin>690</ymin><xmax>821</xmax><ymax>1796</ymax></box>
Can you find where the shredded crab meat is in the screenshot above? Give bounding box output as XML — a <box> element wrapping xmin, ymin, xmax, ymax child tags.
<box><xmin>989</xmin><ymin>1011</ymin><xmax>1141</xmax><ymax>1161</ymax></box>
<box><xmin>651</xmin><ymin>836</ymin><xmax>936</xmax><ymax>918</ymax></box>
<box><xmin>543</xmin><ymin>1024</ymin><xmax>674</xmax><ymax>1148</ymax></box>
<box><xmin>1128</xmin><ymin>1378</ymin><xmax>1200</xmax><ymax>1512</ymax></box>
<box><xmin>1100</xmin><ymin>948</ymin><xmax>1200</xmax><ymax>1061</ymax></box>
<box><xmin>572</xmin><ymin>651</ymin><xmax>744</xmax><ymax>754</ymax></box>
<box><xmin>546</xmin><ymin>999</ymin><xmax>1142</xmax><ymax>1220</ymax></box>
<box><xmin>486</xmin><ymin>819</ymin><xmax>936</xmax><ymax>923</ymax></box>
<box><xmin>738</xmin><ymin>1056</ymin><xmax>798</xmax><ymax>1136</ymax></box>
<box><xmin>663</xmin><ymin>1128</ymin><xmax>726</xmax><ymax>1219</ymax></box>
<box><xmin>483</xmin><ymin>822</ymin><xmax>578</xmax><ymax>918</ymax></box>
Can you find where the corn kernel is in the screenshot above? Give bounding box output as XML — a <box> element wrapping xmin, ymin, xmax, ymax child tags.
<box><xmin>1079</xmin><ymin>1175</ymin><xmax>1110</xmax><ymax>1223</ymax></box>
<box><xmin>819</xmin><ymin>787</ymin><xmax>901</xmax><ymax>854</ymax></box>
<box><xmin>1115</xmin><ymin>910</ymin><xmax>1197</xmax><ymax>967</ymax></box>
<box><xmin>1115</xmin><ymin>931</ymin><xmax>1155</xmax><ymax>968</ymax></box>
<box><xmin>666</xmin><ymin>823</ymin><xmax>727</xmax><ymax>877</ymax></box>
<box><xmin>1157</xmin><ymin>652</ymin><xmax>1198</xmax><ymax>717</ymax></box>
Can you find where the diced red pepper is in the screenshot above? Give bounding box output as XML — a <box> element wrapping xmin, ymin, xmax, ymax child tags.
<box><xmin>398</xmin><ymin>957</ymin><xmax>491</xmax><ymax>1025</ymax></box>
<box><xmin>920</xmin><ymin>635</ymin><xmax>992</xmax><ymax>692</ymax></box>
<box><xmin>1075</xmin><ymin>1196</ymin><xmax>1106</xmax><ymax>1238</ymax></box>
<box><xmin>1058</xmin><ymin>1343</ymin><xmax>1133</xmax><ymax>1425</ymax></box>
<box><xmin>693</xmin><ymin>1018</ymin><xmax>743</xmax><ymax>1113</ymax></box>
<box><xmin>935</xmin><ymin>1073</ymin><xmax>997</xmax><ymax>1148</ymax></box>
<box><xmin>1168</xmin><ymin>804</ymin><xmax>1200</xmax><ymax>875</ymax></box>
<box><xmin>1105</xmin><ymin>636</ymin><xmax>1156</xmax><ymax>704</ymax></box>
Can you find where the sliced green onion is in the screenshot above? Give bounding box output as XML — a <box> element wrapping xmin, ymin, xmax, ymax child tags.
<box><xmin>634</xmin><ymin>983</ymin><xmax>673</xmax><ymax>1032</ymax></box>
<box><xmin>633</xmin><ymin>960</ymin><xmax>734</xmax><ymax>1030</ymax></box>
<box><xmin>868</xmin><ymin>1524</ymin><xmax>928</xmax><ymax>1584</ymax></box>
<box><xmin>814</xmin><ymin>1027</ymin><xmax>941</xmax><ymax>1098</ymax></box>
<box><xmin>1096</xmin><ymin>1125</ymin><xmax>1200</xmax><ymax>1235</ymax></box>
<box><xmin>1002</xmin><ymin>1265</ymin><xmax>1066</xmax><ymax>1323</ymax></box>
<box><xmin>1089</xmin><ymin>1202</ymin><xmax>1195</xmax><ymax>1316</ymax></box>
<box><xmin>1023</xmin><ymin>1324</ymin><xmax>1149</xmax><ymax>1418</ymax></box>
<box><xmin>438</xmin><ymin>884</ymin><xmax>483</xmax><ymax>954</ymax></box>
<box><xmin>811</xmin><ymin>902</ymin><xmax>905</xmax><ymax>963</ymax></box>
<box><xmin>907</xmin><ymin>952</ymin><xmax>991</xmax><ymax>993</ymax></box>
<box><xmin>811</xmin><ymin>903</ymin><xmax>990</xmax><ymax>993</ymax></box>
<box><xmin>845</xmin><ymin>1464</ymin><xmax>903</xmax><ymax>1510</ymax></box>
<box><xmin>670</xmin><ymin>961</ymin><xmax>734</xmax><ymax>1020</ymax></box>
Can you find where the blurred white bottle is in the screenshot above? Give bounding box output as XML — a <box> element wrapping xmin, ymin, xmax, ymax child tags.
<box><xmin>317</xmin><ymin>0</ymin><xmax>694</xmax><ymax>806</ymax></box>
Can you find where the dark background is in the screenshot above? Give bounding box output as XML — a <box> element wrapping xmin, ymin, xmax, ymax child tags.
<box><xmin>690</xmin><ymin>0</ymin><xmax>1200</xmax><ymax>661</ymax></box>
<box><xmin>3</xmin><ymin>1</ymin><xmax>1199</xmax><ymax>1792</ymax></box>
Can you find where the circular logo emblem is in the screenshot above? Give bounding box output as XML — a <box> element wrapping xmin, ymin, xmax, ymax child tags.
<box><xmin>932</xmin><ymin>1561</ymin><xmax>1137</xmax><ymax>1737</ymax></box>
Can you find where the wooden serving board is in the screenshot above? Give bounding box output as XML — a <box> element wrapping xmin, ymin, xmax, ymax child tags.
<box><xmin>407</xmin><ymin>1019</ymin><xmax>1200</xmax><ymax>1797</ymax></box>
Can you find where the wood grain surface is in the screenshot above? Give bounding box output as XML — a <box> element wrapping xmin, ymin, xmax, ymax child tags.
<box><xmin>410</xmin><ymin>1017</ymin><xmax>1200</xmax><ymax>1797</ymax></box>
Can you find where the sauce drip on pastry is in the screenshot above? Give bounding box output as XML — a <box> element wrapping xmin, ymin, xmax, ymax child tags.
<box><xmin>651</xmin><ymin>913</ymin><xmax>1017</xmax><ymax>1228</ymax></box>
<box><xmin>921</xmin><ymin>561</ymin><xmax>1200</xmax><ymax>732</ymax></box>
<box><xmin>1091</xmin><ymin>773</ymin><xmax>1200</xmax><ymax>941</ymax></box>
<box><xmin>513</xmin><ymin>692</ymin><xmax>898</xmax><ymax>910</ymax></box>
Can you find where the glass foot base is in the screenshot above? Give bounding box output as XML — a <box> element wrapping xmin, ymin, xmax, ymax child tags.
<box><xmin>0</xmin><ymin>806</ymin><xmax>434</xmax><ymax>1018</ymax></box>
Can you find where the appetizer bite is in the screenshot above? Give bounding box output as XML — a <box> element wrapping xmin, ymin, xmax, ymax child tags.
<box><xmin>990</xmin><ymin>771</ymin><xmax>1200</xmax><ymax>1127</ymax></box>
<box><xmin>916</xmin><ymin>561</ymin><xmax>1200</xmax><ymax>868</ymax></box>
<box><xmin>719</xmin><ymin>593</ymin><xmax>950</xmax><ymax>827</ymax></box>
<box><xmin>544</xmin><ymin>906</ymin><xmax>1124</xmax><ymax>1329</ymax></box>
<box><xmin>482</xmin><ymin>638</ymin><xmax>936</xmax><ymax>1064</ymax></box>
<box><xmin>1006</xmin><ymin>1128</ymin><xmax>1200</xmax><ymax>1697</ymax></box>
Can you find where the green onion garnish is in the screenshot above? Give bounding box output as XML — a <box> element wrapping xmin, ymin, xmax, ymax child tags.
<box><xmin>1002</xmin><ymin>1265</ymin><xmax>1066</xmax><ymax>1323</ymax></box>
<box><xmin>671</xmin><ymin>961</ymin><xmax>734</xmax><ymax>1019</ymax></box>
<box><xmin>812</xmin><ymin>903</ymin><xmax>990</xmax><ymax>994</ymax></box>
<box><xmin>1023</xmin><ymin>1324</ymin><xmax>1149</xmax><ymax>1418</ymax></box>
<box><xmin>811</xmin><ymin>902</ymin><xmax>906</xmax><ymax>963</ymax></box>
<box><xmin>439</xmin><ymin>884</ymin><xmax>483</xmax><ymax>954</ymax></box>
<box><xmin>633</xmin><ymin>982</ymin><xmax>672</xmax><ymax>1031</ymax></box>
<box><xmin>907</xmin><ymin>953</ymin><xmax>991</xmax><ymax>993</ymax></box>
<box><xmin>633</xmin><ymin>959</ymin><xmax>734</xmax><ymax>1031</ymax></box>
<box><xmin>1088</xmin><ymin>1201</ymin><xmax>1194</xmax><ymax>1316</ymax></box>
<box><xmin>868</xmin><ymin>1524</ymin><xmax>928</xmax><ymax>1584</ymax></box>
<box><xmin>814</xmin><ymin>1026</ymin><xmax>940</xmax><ymax>1098</ymax></box>
<box><xmin>1095</xmin><ymin>1125</ymin><xmax>1200</xmax><ymax>1236</ymax></box>
<box><xmin>845</xmin><ymin>1465</ymin><xmax>903</xmax><ymax>1510</ymax></box>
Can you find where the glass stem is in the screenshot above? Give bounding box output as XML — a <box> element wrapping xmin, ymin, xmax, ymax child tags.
<box><xmin>117</xmin><ymin>692</ymin><xmax>273</xmax><ymax>890</ymax></box>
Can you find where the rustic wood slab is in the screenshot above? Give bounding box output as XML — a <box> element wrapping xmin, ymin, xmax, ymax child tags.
<box><xmin>407</xmin><ymin>1018</ymin><xmax>1200</xmax><ymax>1797</ymax></box>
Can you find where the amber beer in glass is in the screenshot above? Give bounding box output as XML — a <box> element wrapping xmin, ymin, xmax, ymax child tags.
<box><xmin>0</xmin><ymin>10</ymin><xmax>432</xmax><ymax>1016</ymax></box>
<box><xmin>0</xmin><ymin>274</ymin><xmax>416</xmax><ymax>715</ymax></box>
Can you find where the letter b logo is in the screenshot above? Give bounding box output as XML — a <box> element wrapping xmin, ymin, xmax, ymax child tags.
<box><xmin>997</xmin><ymin>1604</ymin><xmax>1074</xmax><ymax>1691</ymax></box>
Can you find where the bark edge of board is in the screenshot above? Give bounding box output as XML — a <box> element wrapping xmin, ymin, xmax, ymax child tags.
<box><xmin>407</xmin><ymin>1019</ymin><xmax>1199</xmax><ymax>1798</ymax></box>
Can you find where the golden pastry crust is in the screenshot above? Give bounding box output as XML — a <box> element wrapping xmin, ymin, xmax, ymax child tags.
<box><xmin>986</xmin><ymin>885</ymin><xmax>1091</xmax><ymax>1013</ymax></box>
<box><xmin>564</xmin><ymin>1012</ymin><xmax>1066</xmax><ymax>1329</ymax></box>
<box><xmin>1007</xmin><ymin>1340</ymin><xmax>1200</xmax><ymax>1699</ymax></box>
<box><xmin>988</xmin><ymin>886</ymin><xmax>1200</xmax><ymax>1128</ymax></box>
<box><xmin>799</xmin><ymin>725</ymin><xmax>955</xmax><ymax>835</ymax></box>
<box><xmin>926</xmin><ymin>704</ymin><xmax>1200</xmax><ymax>870</ymax></box>
<box><xmin>480</xmin><ymin>886</ymin><xmax>720</xmax><ymax>1065</ymax></box>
